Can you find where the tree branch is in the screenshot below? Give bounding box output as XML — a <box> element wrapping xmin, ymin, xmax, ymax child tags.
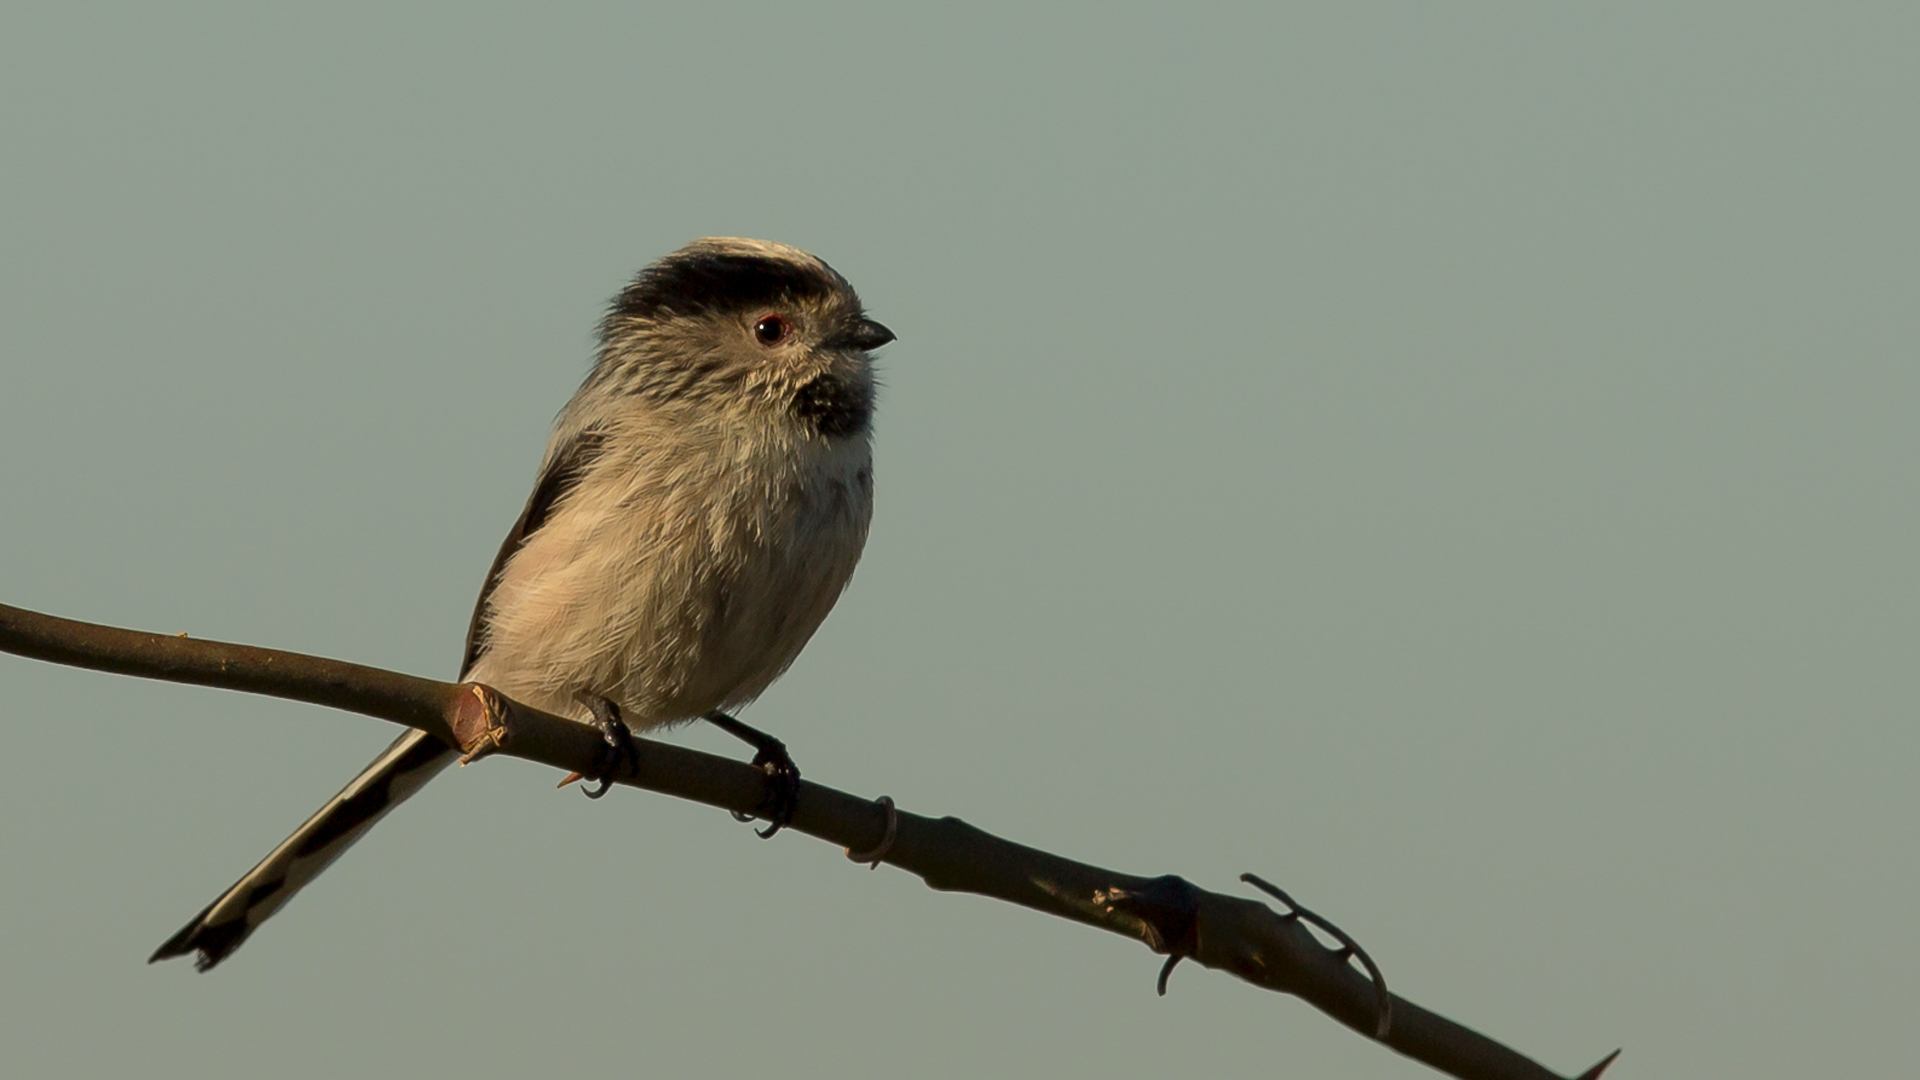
<box><xmin>0</xmin><ymin>601</ymin><xmax>1617</xmax><ymax>1080</ymax></box>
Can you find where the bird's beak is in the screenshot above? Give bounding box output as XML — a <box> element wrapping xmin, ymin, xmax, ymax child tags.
<box><xmin>830</xmin><ymin>318</ymin><xmax>896</xmax><ymax>351</ymax></box>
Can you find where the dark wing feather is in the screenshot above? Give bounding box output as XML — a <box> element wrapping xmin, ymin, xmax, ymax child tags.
<box><xmin>460</xmin><ymin>429</ymin><xmax>608</xmax><ymax>677</ymax></box>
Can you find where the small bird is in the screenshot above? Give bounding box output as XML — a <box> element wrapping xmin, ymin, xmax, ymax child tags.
<box><xmin>152</xmin><ymin>238</ymin><xmax>893</xmax><ymax>970</ymax></box>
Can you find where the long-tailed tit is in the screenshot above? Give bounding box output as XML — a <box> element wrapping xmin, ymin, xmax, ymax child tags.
<box><xmin>152</xmin><ymin>237</ymin><xmax>893</xmax><ymax>970</ymax></box>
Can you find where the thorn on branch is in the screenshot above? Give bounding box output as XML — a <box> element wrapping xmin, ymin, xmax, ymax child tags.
<box><xmin>1156</xmin><ymin>954</ymin><xmax>1182</xmax><ymax>996</ymax></box>
<box><xmin>1241</xmin><ymin>872</ymin><xmax>1392</xmax><ymax>1040</ymax></box>
<box><xmin>1574</xmin><ymin>1048</ymin><xmax>1623</xmax><ymax>1080</ymax></box>
<box><xmin>844</xmin><ymin>795</ymin><xmax>898</xmax><ymax>868</ymax></box>
<box><xmin>1093</xmin><ymin>875</ymin><xmax>1201</xmax><ymax>996</ymax></box>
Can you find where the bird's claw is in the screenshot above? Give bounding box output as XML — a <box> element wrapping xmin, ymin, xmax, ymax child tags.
<box><xmin>578</xmin><ymin>695</ymin><xmax>640</xmax><ymax>799</ymax></box>
<box><xmin>705</xmin><ymin>711</ymin><xmax>801</xmax><ymax>838</ymax></box>
<box><xmin>746</xmin><ymin>740</ymin><xmax>800</xmax><ymax>838</ymax></box>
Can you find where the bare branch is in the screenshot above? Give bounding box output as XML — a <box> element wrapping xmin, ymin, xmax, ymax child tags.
<box><xmin>0</xmin><ymin>601</ymin><xmax>1618</xmax><ymax>1080</ymax></box>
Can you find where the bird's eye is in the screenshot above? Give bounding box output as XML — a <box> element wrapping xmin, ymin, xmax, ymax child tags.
<box><xmin>753</xmin><ymin>314</ymin><xmax>791</xmax><ymax>346</ymax></box>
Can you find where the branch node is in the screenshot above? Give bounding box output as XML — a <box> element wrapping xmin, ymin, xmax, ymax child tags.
<box><xmin>1094</xmin><ymin>874</ymin><xmax>1202</xmax><ymax>998</ymax></box>
<box><xmin>453</xmin><ymin>683</ymin><xmax>509</xmax><ymax>765</ymax></box>
<box><xmin>1241</xmin><ymin>872</ymin><xmax>1393</xmax><ymax>1041</ymax></box>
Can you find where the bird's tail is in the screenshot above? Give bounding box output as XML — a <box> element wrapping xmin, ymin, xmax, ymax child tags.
<box><xmin>149</xmin><ymin>728</ymin><xmax>457</xmax><ymax>971</ymax></box>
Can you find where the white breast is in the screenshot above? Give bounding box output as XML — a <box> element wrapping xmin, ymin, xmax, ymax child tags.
<box><xmin>466</xmin><ymin>423</ymin><xmax>873</xmax><ymax>729</ymax></box>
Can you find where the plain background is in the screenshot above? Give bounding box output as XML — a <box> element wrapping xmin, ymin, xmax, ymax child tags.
<box><xmin>2</xmin><ymin>5</ymin><xmax>1914</xmax><ymax>1078</ymax></box>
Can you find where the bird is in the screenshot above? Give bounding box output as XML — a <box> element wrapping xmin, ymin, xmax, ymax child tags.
<box><xmin>151</xmin><ymin>237</ymin><xmax>894</xmax><ymax>971</ymax></box>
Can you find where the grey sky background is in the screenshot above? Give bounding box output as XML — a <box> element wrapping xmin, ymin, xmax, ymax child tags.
<box><xmin>2</xmin><ymin>5</ymin><xmax>1914</xmax><ymax>1078</ymax></box>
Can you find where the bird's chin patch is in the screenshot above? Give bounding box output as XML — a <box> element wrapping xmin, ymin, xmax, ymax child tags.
<box><xmin>791</xmin><ymin>372</ymin><xmax>872</xmax><ymax>439</ymax></box>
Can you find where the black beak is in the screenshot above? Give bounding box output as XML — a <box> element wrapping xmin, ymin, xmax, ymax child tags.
<box><xmin>830</xmin><ymin>318</ymin><xmax>896</xmax><ymax>352</ymax></box>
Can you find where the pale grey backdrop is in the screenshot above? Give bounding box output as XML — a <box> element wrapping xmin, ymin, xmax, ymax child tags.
<box><xmin>2</xmin><ymin>5</ymin><xmax>1914</xmax><ymax>1078</ymax></box>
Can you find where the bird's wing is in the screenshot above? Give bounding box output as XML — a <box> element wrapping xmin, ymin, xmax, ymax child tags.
<box><xmin>460</xmin><ymin>427</ymin><xmax>609</xmax><ymax>678</ymax></box>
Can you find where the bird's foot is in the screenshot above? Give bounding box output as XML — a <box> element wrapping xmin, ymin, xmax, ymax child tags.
<box><xmin>571</xmin><ymin>694</ymin><xmax>640</xmax><ymax>799</ymax></box>
<box><xmin>704</xmin><ymin>711</ymin><xmax>800</xmax><ymax>838</ymax></box>
<box><xmin>744</xmin><ymin>739</ymin><xmax>801</xmax><ymax>838</ymax></box>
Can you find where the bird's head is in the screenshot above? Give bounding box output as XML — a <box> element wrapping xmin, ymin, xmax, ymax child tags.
<box><xmin>594</xmin><ymin>237</ymin><xmax>894</xmax><ymax>440</ymax></box>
